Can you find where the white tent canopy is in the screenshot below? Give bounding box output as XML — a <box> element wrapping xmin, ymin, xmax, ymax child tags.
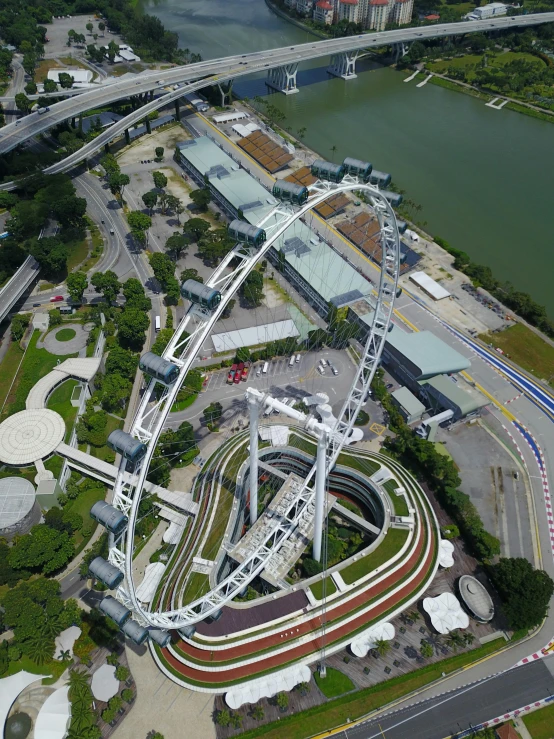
<box><xmin>54</xmin><ymin>625</ymin><xmax>82</xmax><ymax>660</ymax></box>
<box><xmin>350</xmin><ymin>622</ymin><xmax>395</xmax><ymax>658</ymax></box>
<box><xmin>91</xmin><ymin>664</ymin><xmax>119</xmax><ymax>702</ymax></box>
<box><xmin>259</xmin><ymin>425</ymin><xmax>289</xmax><ymax>447</ymax></box>
<box><xmin>136</xmin><ymin>562</ymin><xmax>166</xmax><ymax>605</ymax></box>
<box><xmin>225</xmin><ymin>664</ymin><xmax>311</xmax><ymax>709</ymax></box>
<box><xmin>423</xmin><ymin>592</ymin><xmax>469</xmax><ymax>634</ymax></box>
<box><xmin>438</xmin><ymin>539</ymin><xmax>455</xmax><ymax>568</ymax></box>
<box><xmin>34</xmin><ymin>686</ymin><xmax>71</xmax><ymax>739</ymax></box>
<box><xmin>0</xmin><ymin>672</ymin><xmax>44</xmax><ymax>733</ymax></box>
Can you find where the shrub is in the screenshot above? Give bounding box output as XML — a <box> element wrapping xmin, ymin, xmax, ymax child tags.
<box><xmin>121</xmin><ymin>688</ymin><xmax>133</xmax><ymax>703</ymax></box>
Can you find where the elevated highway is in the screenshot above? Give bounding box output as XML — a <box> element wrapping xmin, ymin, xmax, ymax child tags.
<box><xmin>0</xmin><ymin>12</ymin><xmax>552</xmax><ymax>162</ymax></box>
<box><xmin>0</xmin><ymin>255</ymin><xmax>40</xmax><ymax>323</ymax></box>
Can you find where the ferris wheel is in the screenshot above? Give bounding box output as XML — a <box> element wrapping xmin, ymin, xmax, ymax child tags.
<box><xmin>89</xmin><ymin>157</ymin><xmax>402</xmax><ymax>643</ymax></box>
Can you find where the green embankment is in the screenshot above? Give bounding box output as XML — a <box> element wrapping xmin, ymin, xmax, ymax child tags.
<box><xmin>341</xmin><ymin>528</ymin><xmax>409</xmax><ymax>585</ymax></box>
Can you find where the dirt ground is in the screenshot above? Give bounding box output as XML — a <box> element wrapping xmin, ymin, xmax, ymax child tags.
<box><xmin>117</xmin><ymin>126</ymin><xmax>191</xmax><ymax>168</ymax></box>
<box><xmin>43</xmin><ymin>15</ymin><xmax>125</xmax><ymax>59</ymax></box>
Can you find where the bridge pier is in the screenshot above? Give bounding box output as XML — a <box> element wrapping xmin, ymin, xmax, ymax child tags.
<box><xmin>392</xmin><ymin>42</ymin><xmax>410</xmax><ymax>62</ymax></box>
<box><xmin>145</xmin><ymin>117</ymin><xmax>151</xmax><ymax>134</ymax></box>
<box><xmin>327</xmin><ymin>51</ymin><xmax>359</xmax><ymax>81</ymax></box>
<box><xmin>125</xmin><ymin>128</ymin><xmax>130</xmax><ymax>145</ymax></box>
<box><xmin>266</xmin><ymin>63</ymin><xmax>299</xmax><ymax>95</ymax></box>
<box><xmin>217</xmin><ymin>80</ymin><xmax>234</xmax><ymax>107</ymax></box>
<box><xmin>175</xmin><ymin>99</ymin><xmax>181</xmax><ymax>121</ymax></box>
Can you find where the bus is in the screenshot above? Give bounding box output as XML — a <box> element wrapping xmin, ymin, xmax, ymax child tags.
<box><xmin>262</xmin><ymin>362</ymin><xmax>269</xmax><ymax>374</ymax></box>
<box><xmin>227</xmin><ymin>364</ymin><xmax>237</xmax><ymax>384</ymax></box>
<box><xmin>155</xmin><ymin>316</ymin><xmax>161</xmax><ymax>332</ymax></box>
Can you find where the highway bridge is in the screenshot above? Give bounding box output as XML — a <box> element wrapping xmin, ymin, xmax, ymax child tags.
<box><xmin>0</xmin><ymin>11</ymin><xmax>553</xmax><ymax>164</ymax></box>
<box><xmin>0</xmin><ymin>255</ymin><xmax>40</xmax><ymax>323</ymax></box>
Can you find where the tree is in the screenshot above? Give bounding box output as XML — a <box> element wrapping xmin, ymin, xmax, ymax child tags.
<box><xmin>149</xmin><ymin>252</ymin><xmax>175</xmax><ymax>285</ymax></box>
<box><xmin>117</xmin><ymin>309</ymin><xmax>149</xmax><ymax>350</ymax></box>
<box><xmin>420</xmin><ymin>640</ymin><xmax>433</xmax><ymax>659</ymax></box>
<box><xmin>43</xmin><ymin>78</ymin><xmax>58</xmax><ymax>93</ymax></box>
<box><xmin>216</xmin><ymin>710</ymin><xmax>230</xmax><ymax>727</ymax></box>
<box><xmin>115</xmin><ymin>665</ymin><xmax>130</xmax><ymax>681</ymax></box>
<box><xmin>235</xmin><ymin>347</ymin><xmax>250</xmax><ymax>363</ymax></box>
<box><xmin>100</xmin><ymin>374</ymin><xmax>132</xmax><ymax>412</ymax></box>
<box><xmin>15</xmin><ymin>93</ymin><xmax>32</xmax><ymax>114</ymax></box>
<box><xmin>58</xmin><ymin>72</ymin><xmax>74</xmax><ymax>89</ymax></box>
<box><xmin>98</xmin><ymin>22</ymin><xmax>105</xmax><ymax>34</ymax></box>
<box><xmin>142</xmin><ymin>190</ymin><xmax>158</xmax><ymax>215</ymax></box>
<box><xmin>165</xmin><ymin>194</ymin><xmax>181</xmax><ymax>217</ymax></box>
<box><xmin>22</xmin><ymin>52</ymin><xmax>36</xmax><ymax>76</ymax></box>
<box><xmin>127</xmin><ymin>211</ymin><xmax>152</xmax><ymax>232</ymax></box>
<box><xmin>24</xmin><ymin>80</ymin><xmax>37</xmax><ymax>95</ymax></box>
<box><xmin>11</xmin><ymin>313</ymin><xmax>31</xmax><ymax>341</ymax></box>
<box><xmin>190</xmin><ymin>188</ymin><xmax>211</xmax><ymax>211</ymax></box>
<box><xmin>183</xmin><ymin>218</ymin><xmax>210</xmax><ymax>241</ymax></box>
<box><xmin>221</xmin><ymin>298</ymin><xmax>235</xmax><ymax>319</ymax></box>
<box><xmin>68</xmin><ymin>669</ymin><xmax>90</xmax><ymax>701</ymax></box>
<box><xmin>105</xmin><ymin>346</ymin><xmax>139</xmax><ymax>380</ymax></box>
<box><xmin>100</xmin><ymin>154</ymin><xmax>120</xmax><ymax>177</ymax></box>
<box><xmin>203</xmin><ymin>402</ymin><xmax>223</xmax><ymax>425</ymax></box>
<box><xmin>488</xmin><ymin>558</ymin><xmax>554</xmax><ymax>631</ymax></box>
<box><xmin>152</xmin><ymin>171</ymin><xmax>168</xmax><ymax>190</ymax></box>
<box><xmin>180</xmin><ymin>268</ymin><xmax>203</xmax><ymax>283</ymax></box>
<box><xmin>86</xmin><ymin>22</ymin><xmax>93</xmax><ymax>34</ymax></box>
<box><xmin>307</xmin><ymin>328</ymin><xmax>332</xmax><ymax>350</ymax></box>
<box><xmin>91</xmin><ymin>270</ymin><xmax>121</xmax><ymax>304</ymax></box>
<box><xmin>240</xmin><ymin>270</ymin><xmax>264</xmax><ymax>307</ymax></box>
<box><xmin>29</xmin><ymin>237</ymin><xmax>68</xmax><ymax>278</ymax></box>
<box><xmin>165</xmin><ymin>232</ymin><xmax>188</xmax><ymax>261</ymax></box>
<box><xmin>374</xmin><ymin>639</ymin><xmax>391</xmax><ymax>657</ymax></box>
<box><xmin>173</xmin><ymin>199</ymin><xmax>185</xmax><ymax>224</ymax></box>
<box><xmin>108</xmin><ymin>173</ymin><xmax>130</xmax><ymax>199</ymax></box>
<box><xmin>251</xmin><ymin>705</ymin><xmax>264</xmax><ymax>721</ymax></box>
<box><xmin>276</xmin><ymin>692</ymin><xmax>289</xmax><ymax>712</ymax></box>
<box><xmin>67</xmin><ymin>272</ymin><xmax>88</xmax><ymax>303</ymax></box>
<box><xmin>123</xmin><ymin>278</ymin><xmax>151</xmax><ymax>311</ymax></box>
<box><xmin>9</xmin><ymin>525</ymin><xmax>74</xmax><ymax>575</ymax></box>
<box><xmin>107</xmin><ymin>41</ymin><xmax>119</xmax><ymax>64</ymax></box>
<box><xmin>121</xmin><ymin>688</ymin><xmax>133</xmax><ymax>702</ymax></box>
<box><xmin>155</xmin><ymin>146</ymin><xmax>164</xmax><ymax>161</ymax></box>
<box><xmin>2</xmin><ymin>578</ymin><xmax>70</xmax><ymax>649</ymax></box>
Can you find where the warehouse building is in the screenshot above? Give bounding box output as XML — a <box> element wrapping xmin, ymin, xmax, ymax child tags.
<box><xmin>176</xmin><ymin>137</ymin><xmax>373</xmax><ymax>318</ymax></box>
<box><xmin>419</xmin><ymin>374</ymin><xmax>488</xmax><ymax>421</ymax></box>
<box><xmin>390</xmin><ymin>387</ymin><xmax>426</xmax><ymax>424</ymax></box>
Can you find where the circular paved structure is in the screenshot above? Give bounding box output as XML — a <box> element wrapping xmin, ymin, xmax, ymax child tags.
<box><xmin>0</xmin><ymin>409</ymin><xmax>65</xmax><ymax>466</ymax></box>
<box><xmin>42</xmin><ymin>323</ymin><xmax>88</xmax><ymax>355</ymax></box>
<box><xmin>0</xmin><ymin>477</ymin><xmax>36</xmax><ymax>529</ymax></box>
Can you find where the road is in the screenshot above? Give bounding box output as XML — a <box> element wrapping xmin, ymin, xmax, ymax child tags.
<box><xmin>331</xmin><ymin>657</ymin><xmax>554</xmax><ymax>739</ymax></box>
<box><xmin>3</xmin><ymin>57</ymin><xmax>24</xmax><ymax>125</ymax></box>
<box><xmin>1</xmin><ymin>12</ymin><xmax>553</xmax><ymax>166</ymax></box>
<box><xmin>0</xmin><ymin>255</ymin><xmax>41</xmax><ymax>322</ymax></box>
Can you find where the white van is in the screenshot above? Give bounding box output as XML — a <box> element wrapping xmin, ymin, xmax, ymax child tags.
<box><xmin>262</xmin><ymin>362</ymin><xmax>269</xmax><ymax>374</ymax></box>
<box><xmin>295</xmin><ymin>354</ymin><xmax>301</xmax><ymax>363</ymax></box>
<box><xmin>288</xmin><ymin>356</ymin><xmax>295</xmax><ymax>368</ymax></box>
<box><xmin>318</xmin><ymin>365</ymin><xmax>325</xmax><ymax>375</ymax></box>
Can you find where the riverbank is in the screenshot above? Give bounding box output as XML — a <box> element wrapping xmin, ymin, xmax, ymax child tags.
<box><xmin>264</xmin><ymin>0</ymin><xmax>326</xmax><ymax>38</ymax></box>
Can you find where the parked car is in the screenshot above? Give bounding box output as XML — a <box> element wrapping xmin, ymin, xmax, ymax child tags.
<box><xmin>50</xmin><ymin>295</ymin><xmax>64</xmax><ymax>302</ymax></box>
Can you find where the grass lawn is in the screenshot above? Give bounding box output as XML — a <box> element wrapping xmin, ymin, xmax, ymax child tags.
<box><xmin>66</xmin><ymin>485</ymin><xmax>105</xmax><ymax>554</ymax></box>
<box><xmin>0</xmin><ymin>331</ymin><xmax>76</xmax><ymax>420</ymax></box>
<box><xmin>384</xmin><ymin>480</ymin><xmax>409</xmax><ymax>517</ymax></box>
<box><xmin>171</xmin><ymin>392</ymin><xmax>198</xmax><ymax>412</ymax></box>
<box><xmin>238</xmin><ymin>638</ymin><xmax>506</xmax><ymax>739</ymax></box>
<box><xmin>55</xmin><ymin>328</ymin><xmax>77</xmax><ymax>342</ymax></box>
<box><xmin>89</xmin><ymin>415</ymin><xmax>122</xmax><ymax>462</ymax></box>
<box><xmin>522</xmin><ymin>702</ymin><xmax>554</xmax><ymax>738</ymax></box>
<box><xmin>310</xmin><ymin>575</ymin><xmax>337</xmax><ymax>601</ymax></box>
<box><xmin>46</xmin><ymin>379</ymin><xmax>79</xmax><ymax>441</ymax></box>
<box><xmin>342</xmin><ymin>528</ymin><xmax>409</xmax><ymax>585</ymax></box>
<box><xmin>428</xmin><ymin>51</ymin><xmax>544</xmax><ymax>78</ymax></box>
<box><xmin>479</xmin><ymin>324</ymin><xmax>554</xmax><ymax>387</ymax></box>
<box><xmin>66</xmin><ymin>234</ymin><xmax>90</xmax><ymax>272</ymax></box>
<box><xmin>6</xmin><ymin>653</ymin><xmax>68</xmax><ymax>684</ymax></box>
<box><xmin>0</xmin><ymin>338</ymin><xmax>25</xmax><ymax>411</ymax></box>
<box><xmin>314</xmin><ymin>668</ymin><xmax>355</xmax><ymax>698</ymax></box>
<box><xmin>80</xmin><ymin>221</ymin><xmax>104</xmax><ymax>272</ymax></box>
<box><xmin>182</xmin><ymin>571</ymin><xmax>210</xmax><ymax>606</ymax></box>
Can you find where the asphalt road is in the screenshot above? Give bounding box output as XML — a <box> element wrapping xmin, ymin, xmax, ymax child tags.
<box><xmin>1</xmin><ymin>13</ymin><xmax>553</xmax><ymax>170</ymax></box>
<box><xmin>334</xmin><ymin>657</ymin><xmax>554</xmax><ymax>739</ymax></box>
<box><xmin>0</xmin><ymin>256</ymin><xmax>41</xmax><ymax>322</ymax></box>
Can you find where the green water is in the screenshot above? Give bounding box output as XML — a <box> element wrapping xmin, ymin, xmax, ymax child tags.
<box><xmin>145</xmin><ymin>0</ymin><xmax>554</xmax><ymax>315</ymax></box>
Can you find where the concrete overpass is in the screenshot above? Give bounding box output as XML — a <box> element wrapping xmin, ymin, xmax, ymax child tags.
<box><xmin>0</xmin><ymin>255</ymin><xmax>41</xmax><ymax>323</ymax></box>
<box><xmin>0</xmin><ymin>11</ymin><xmax>552</xmax><ymax>162</ymax></box>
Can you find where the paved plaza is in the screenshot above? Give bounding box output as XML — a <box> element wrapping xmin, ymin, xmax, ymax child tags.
<box><xmin>41</xmin><ymin>323</ymin><xmax>90</xmax><ymax>355</ymax></box>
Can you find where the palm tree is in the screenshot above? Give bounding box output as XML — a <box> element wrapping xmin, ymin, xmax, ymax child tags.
<box><xmin>462</xmin><ymin>632</ymin><xmax>475</xmax><ymax>646</ymax></box>
<box><xmin>68</xmin><ymin>668</ymin><xmax>90</xmax><ymax>700</ymax></box>
<box><xmin>59</xmin><ymin>649</ymin><xmax>71</xmax><ymax>661</ymax></box>
<box><xmin>447</xmin><ymin>631</ymin><xmax>464</xmax><ymax>650</ymax></box>
<box><xmin>330</xmin><ymin>144</ymin><xmax>338</xmax><ymax>160</ymax></box>
<box><xmin>27</xmin><ymin>634</ymin><xmax>55</xmax><ymax>665</ymax></box>
<box><xmin>374</xmin><ymin>639</ymin><xmax>391</xmax><ymax>657</ymax></box>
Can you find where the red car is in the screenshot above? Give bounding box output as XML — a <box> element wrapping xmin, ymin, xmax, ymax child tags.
<box><xmin>50</xmin><ymin>295</ymin><xmax>64</xmax><ymax>302</ymax></box>
<box><xmin>234</xmin><ymin>363</ymin><xmax>244</xmax><ymax>384</ymax></box>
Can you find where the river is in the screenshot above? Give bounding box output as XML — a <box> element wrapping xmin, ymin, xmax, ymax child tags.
<box><xmin>144</xmin><ymin>0</ymin><xmax>554</xmax><ymax>316</ymax></box>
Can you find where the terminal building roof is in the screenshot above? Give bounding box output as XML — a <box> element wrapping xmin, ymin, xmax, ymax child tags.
<box><xmin>391</xmin><ymin>386</ymin><xmax>426</xmax><ymax>417</ymax></box>
<box><xmin>386</xmin><ymin>328</ymin><xmax>471</xmax><ymax>379</ymax></box>
<box><xmin>420</xmin><ymin>374</ymin><xmax>488</xmax><ymax>415</ymax></box>
<box><xmin>177</xmin><ymin>136</ymin><xmax>374</xmax><ymax>305</ymax></box>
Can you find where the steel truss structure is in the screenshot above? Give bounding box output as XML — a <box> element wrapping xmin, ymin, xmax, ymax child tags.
<box><xmin>108</xmin><ymin>177</ymin><xmax>401</xmax><ymax>629</ymax></box>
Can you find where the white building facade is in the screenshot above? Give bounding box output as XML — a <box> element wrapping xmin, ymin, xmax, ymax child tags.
<box><xmin>313</xmin><ymin>0</ymin><xmax>335</xmax><ymax>24</ymax></box>
<box><xmin>309</xmin><ymin>0</ymin><xmax>414</xmax><ymax>30</ymax></box>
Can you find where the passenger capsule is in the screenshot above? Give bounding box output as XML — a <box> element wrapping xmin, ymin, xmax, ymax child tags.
<box><xmin>149</xmin><ymin>629</ymin><xmax>172</xmax><ymax>648</ymax></box>
<box><xmin>381</xmin><ymin>190</ymin><xmax>403</xmax><ymax>208</ymax></box>
<box><xmin>107</xmin><ymin>430</ymin><xmax>147</xmax><ymax>465</ymax></box>
<box><xmin>139</xmin><ymin>352</ymin><xmax>180</xmax><ymax>385</ymax></box>
<box><xmin>89</xmin><ymin>557</ymin><xmax>124</xmax><ymax>589</ymax></box>
<box><xmin>342</xmin><ymin>157</ymin><xmax>372</xmax><ymax>182</ymax></box>
<box><xmin>311</xmin><ymin>159</ymin><xmax>345</xmax><ymax>184</ymax></box>
<box><xmin>272</xmin><ymin>180</ymin><xmax>309</xmax><ymax>206</ymax></box>
<box><xmin>90</xmin><ymin>501</ymin><xmax>128</xmax><ymax>535</ymax></box>
<box><xmin>99</xmin><ymin>595</ymin><xmax>131</xmax><ymax>626</ymax></box>
<box><xmin>369</xmin><ymin>170</ymin><xmax>392</xmax><ymax>188</ymax></box>
<box><xmin>228</xmin><ymin>220</ymin><xmax>266</xmax><ymax>248</ymax></box>
<box><xmin>122</xmin><ymin>619</ymin><xmax>149</xmax><ymax>645</ymax></box>
<box><xmin>180</xmin><ymin>280</ymin><xmax>221</xmax><ymax>311</ymax></box>
<box><xmin>396</xmin><ymin>219</ymin><xmax>408</xmax><ymax>235</ymax></box>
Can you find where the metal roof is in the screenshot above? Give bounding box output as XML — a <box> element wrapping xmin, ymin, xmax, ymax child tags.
<box><xmin>212</xmin><ymin>319</ymin><xmax>299</xmax><ymax>353</ymax></box>
<box><xmin>386</xmin><ymin>328</ymin><xmax>471</xmax><ymax>378</ymax></box>
<box><xmin>421</xmin><ymin>374</ymin><xmax>488</xmax><ymax>414</ymax></box>
<box><xmin>0</xmin><ymin>477</ymin><xmax>35</xmax><ymax>528</ymax></box>
<box><xmin>391</xmin><ymin>386</ymin><xmax>426</xmax><ymax>416</ymax></box>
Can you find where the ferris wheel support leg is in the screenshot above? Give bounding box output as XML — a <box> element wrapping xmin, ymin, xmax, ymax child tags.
<box><xmin>247</xmin><ymin>393</ymin><xmax>261</xmax><ymax>525</ymax></box>
<box><xmin>313</xmin><ymin>428</ymin><xmax>328</xmax><ymax>563</ymax></box>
